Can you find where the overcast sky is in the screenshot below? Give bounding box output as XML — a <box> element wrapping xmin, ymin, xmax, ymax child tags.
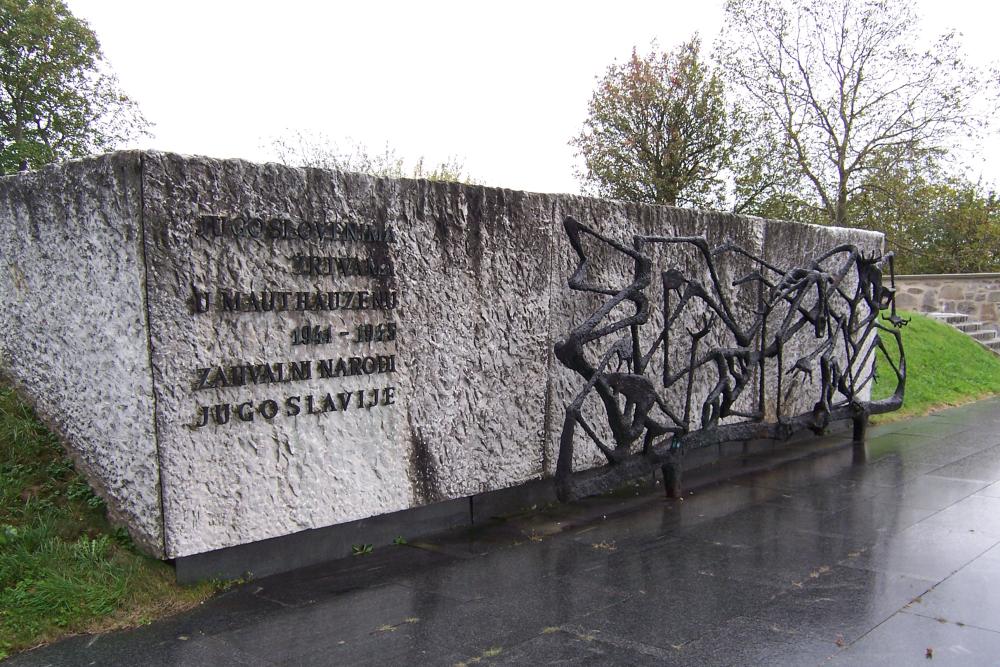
<box><xmin>67</xmin><ymin>0</ymin><xmax>999</xmax><ymax>195</ymax></box>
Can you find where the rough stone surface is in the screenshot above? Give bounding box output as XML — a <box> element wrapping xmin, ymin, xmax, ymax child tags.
<box><xmin>141</xmin><ymin>153</ymin><xmax>556</xmax><ymax>557</ymax></box>
<box><xmin>0</xmin><ymin>152</ymin><xmax>886</xmax><ymax>559</ymax></box>
<box><xmin>0</xmin><ymin>153</ymin><xmax>163</xmax><ymax>556</ymax></box>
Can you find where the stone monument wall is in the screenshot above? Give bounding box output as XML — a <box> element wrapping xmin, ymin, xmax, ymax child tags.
<box><xmin>0</xmin><ymin>152</ymin><xmax>884</xmax><ymax>560</ymax></box>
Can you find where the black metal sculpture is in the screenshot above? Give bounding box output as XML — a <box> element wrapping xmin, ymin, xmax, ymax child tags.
<box><xmin>554</xmin><ymin>216</ymin><xmax>906</xmax><ymax>501</ymax></box>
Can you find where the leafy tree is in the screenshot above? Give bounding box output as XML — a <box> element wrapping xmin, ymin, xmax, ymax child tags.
<box><xmin>849</xmin><ymin>163</ymin><xmax>1000</xmax><ymax>274</ymax></box>
<box><xmin>921</xmin><ymin>184</ymin><xmax>1000</xmax><ymax>273</ymax></box>
<box><xmin>269</xmin><ymin>130</ymin><xmax>475</xmax><ymax>184</ymax></box>
<box><xmin>570</xmin><ymin>38</ymin><xmax>736</xmax><ymax>208</ymax></box>
<box><xmin>0</xmin><ymin>0</ymin><xmax>148</xmax><ymax>174</ymax></box>
<box><xmin>718</xmin><ymin>0</ymin><xmax>992</xmax><ymax>228</ymax></box>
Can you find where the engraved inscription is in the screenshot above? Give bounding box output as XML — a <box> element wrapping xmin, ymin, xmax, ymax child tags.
<box><xmin>189</xmin><ymin>210</ymin><xmax>400</xmax><ymax>429</ymax></box>
<box><xmin>197</xmin><ymin>214</ymin><xmax>397</xmax><ymax>244</ymax></box>
<box><xmin>290</xmin><ymin>254</ymin><xmax>394</xmax><ymax>278</ymax></box>
<box><xmin>192</xmin><ymin>386</ymin><xmax>397</xmax><ymax>428</ymax></box>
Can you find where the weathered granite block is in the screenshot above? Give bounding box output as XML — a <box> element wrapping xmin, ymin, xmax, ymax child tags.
<box><xmin>139</xmin><ymin>153</ymin><xmax>557</xmax><ymax>557</ymax></box>
<box><xmin>0</xmin><ymin>152</ymin><xmax>887</xmax><ymax>559</ymax></box>
<box><xmin>0</xmin><ymin>153</ymin><xmax>162</xmax><ymax>556</ymax></box>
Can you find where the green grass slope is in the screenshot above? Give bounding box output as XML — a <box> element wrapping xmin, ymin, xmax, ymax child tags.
<box><xmin>0</xmin><ymin>388</ymin><xmax>216</xmax><ymax>659</ymax></box>
<box><xmin>872</xmin><ymin>311</ymin><xmax>1000</xmax><ymax>421</ymax></box>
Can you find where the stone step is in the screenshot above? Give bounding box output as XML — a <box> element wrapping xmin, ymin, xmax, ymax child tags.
<box><xmin>926</xmin><ymin>311</ymin><xmax>1000</xmax><ymax>356</ymax></box>
<box><xmin>957</xmin><ymin>321</ymin><xmax>986</xmax><ymax>333</ymax></box>
<box><xmin>976</xmin><ymin>336</ymin><xmax>1000</xmax><ymax>352</ymax></box>
<box><xmin>928</xmin><ymin>312</ymin><xmax>969</xmax><ymax>324</ymax></box>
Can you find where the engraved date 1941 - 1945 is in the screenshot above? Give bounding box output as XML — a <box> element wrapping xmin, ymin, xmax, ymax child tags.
<box><xmin>291</xmin><ymin>321</ymin><xmax>397</xmax><ymax>346</ymax></box>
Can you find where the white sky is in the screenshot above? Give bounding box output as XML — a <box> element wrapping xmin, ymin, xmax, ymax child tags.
<box><xmin>67</xmin><ymin>0</ymin><xmax>999</xmax><ymax>195</ymax></box>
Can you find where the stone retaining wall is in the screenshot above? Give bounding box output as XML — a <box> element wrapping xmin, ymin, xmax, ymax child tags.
<box><xmin>894</xmin><ymin>274</ymin><xmax>1000</xmax><ymax>326</ymax></box>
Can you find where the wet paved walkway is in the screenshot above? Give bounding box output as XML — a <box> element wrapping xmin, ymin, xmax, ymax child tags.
<box><xmin>10</xmin><ymin>398</ymin><xmax>1000</xmax><ymax>666</ymax></box>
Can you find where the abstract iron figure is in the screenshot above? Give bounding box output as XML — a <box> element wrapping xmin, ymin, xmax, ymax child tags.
<box><xmin>554</xmin><ymin>216</ymin><xmax>906</xmax><ymax>501</ymax></box>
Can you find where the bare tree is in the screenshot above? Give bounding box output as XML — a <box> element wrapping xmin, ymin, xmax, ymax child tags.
<box><xmin>268</xmin><ymin>130</ymin><xmax>474</xmax><ymax>183</ymax></box>
<box><xmin>718</xmin><ymin>0</ymin><xmax>991</xmax><ymax>227</ymax></box>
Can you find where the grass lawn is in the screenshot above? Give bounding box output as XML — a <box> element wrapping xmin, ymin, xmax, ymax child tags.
<box><xmin>872</xmin><ymin>310</ymin><xmax>1000</xmax><ymax>421</ymax></box>
<box><xmin>0</xmin><ymin>387</ymin><xmax>217</xmax><ymax>660</ymax></box>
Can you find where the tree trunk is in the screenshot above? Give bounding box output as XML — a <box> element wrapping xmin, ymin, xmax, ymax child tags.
<box><xmin>835</xmin><ymin>174</ymin><xmax>849</xmax><ymax>227</ymax></box>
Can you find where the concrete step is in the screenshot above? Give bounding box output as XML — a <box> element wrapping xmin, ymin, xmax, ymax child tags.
<box><xmin>969</xmin><ymin>329</ymin><xmax>997</xmax><ymax>342</ymax></box>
